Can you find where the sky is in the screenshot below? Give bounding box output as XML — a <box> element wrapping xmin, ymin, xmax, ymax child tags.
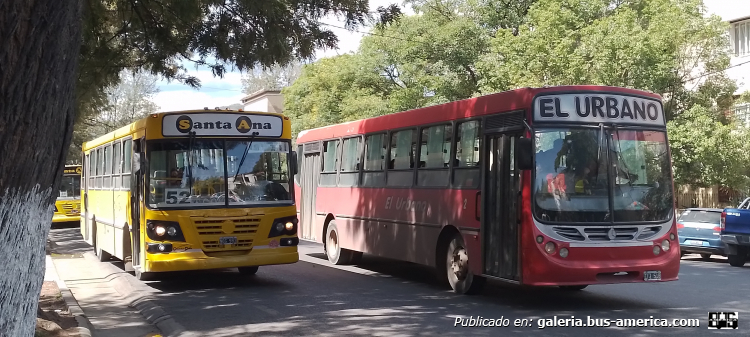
<box><xmin>152</xmin><ymin>0</ymin><xmax>406</xmax><ymax>112</ymax></box>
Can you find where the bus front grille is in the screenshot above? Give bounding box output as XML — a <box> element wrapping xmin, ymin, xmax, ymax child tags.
<box><xmin>583</xmin><ymin>227</ymin><xmax>639</xmax><ymax>241</ymax></box>
<box><xmin>193</xmin><ymin>217</ymin><xmax>261</xmax><ymax>251</ymax></box>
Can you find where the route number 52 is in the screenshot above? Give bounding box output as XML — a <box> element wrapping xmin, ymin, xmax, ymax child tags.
<box><xmin>165</xmin><ymin>188</ymin><xmax>190</xmax><ymax>204</ymax></box>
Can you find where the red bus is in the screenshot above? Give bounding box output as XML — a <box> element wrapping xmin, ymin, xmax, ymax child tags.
<box><xmin>294</xmin><ymin>85</ymin><xmax>679</xmax><ymax>294</ymax></box>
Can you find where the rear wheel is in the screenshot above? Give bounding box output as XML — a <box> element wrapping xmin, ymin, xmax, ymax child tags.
<box><xmin>325</xmin><ymin>221</ymin><xmax>357</xmax><ymax>265</ymax></box>
<box><xmin>700</xmin><ymin>253</ymin><xmax>712</xmax><ymax>261</ymax></box>
<box><xmin>445</xmin><ymin>234</ymin><xmax>485</xmax><ymax>294</ymax></box>
<box><xmin>728</xmin><ymin>254</ymin><xmax>746</xmax><ymax>267</ymax></box>
<box><xmin>239</xmin><ymin>266</ymin><xmax>259</xmax><ymax>275</ymax></box>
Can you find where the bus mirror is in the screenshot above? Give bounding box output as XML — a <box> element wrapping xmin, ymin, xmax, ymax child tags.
<box><xmin>291</xmin><ymin>151</ymin><xmax>298</xmax><ymax>175</ymax></box>
<box><xmin>516</xmin><ymin>138</ymin><xmax>533</xmax><ymax>170</ymax></box>
<box><xmin>133</xmin><ymin>153</ymin><xmax>141</xmax><ymax>173</ymax></box>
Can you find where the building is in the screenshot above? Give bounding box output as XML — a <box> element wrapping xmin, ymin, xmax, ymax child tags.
<box><xmin>703</xmin><ymin>0</ymin><xmax>750</xmax><ymax>125</ymax></box>
<box><xmin>240</xmin><ymin>89</ymin><xmax>284</xmax><ymax>113</ymax></box>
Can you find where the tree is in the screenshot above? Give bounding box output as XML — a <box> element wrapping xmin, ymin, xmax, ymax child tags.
<box><xmin>476</xmin><ymin>0</ymin><xmax>734</xmax><ymax>120</ymax></box>
<box><xmin>667</xmin><ymin>105</ymin><xmax>750</xmax><ymax>189</ymax></box>
<box><xmin>0</xmin><ymin>1</ymin><xmax>395</xmax><ymax>335</ymax></box>
<box><xmin>66</xmin><ymin>70</ymin><xmax>161</xmax><ymax>164</ymax></box>
<box><xmin>242</xmin><ymin>61</ymin><xmax>304</xmax><ymax>94</ymax></box>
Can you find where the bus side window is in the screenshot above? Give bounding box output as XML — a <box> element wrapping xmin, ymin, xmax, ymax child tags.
<box><xmin>387</xmin><ymin>129</ymin><xmax>416</xmax><ymax>187</ymax></box>
<box><xmin>320</xmin><ymin>140</ymin><xmax>339</xmax><ymax>186</ymax></box>
<box><xmin>417</xmin><ymin>124</ymin><xmax>451</xmax><ymax>187</ymax></box>
<box><xmin>362</xmin><ymin>133</ymin><xmax>386</xmax><ymax>187</ymax></box>
<box><xmin>453</xmin><ymin>120</ymin><xmax>481</xmax><ymax>188</ymax></box>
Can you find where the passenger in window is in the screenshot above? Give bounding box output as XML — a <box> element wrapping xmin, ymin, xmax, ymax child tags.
<box><xmin>168</xmin><ymin>168</ymin><xmax>181</xmax><ymax>186</ymax></box>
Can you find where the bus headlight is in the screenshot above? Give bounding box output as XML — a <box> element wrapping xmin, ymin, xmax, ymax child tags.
<box><xmin>661</xmin><ymin>239</ymin><xmax>670</xmax><ymax>251</ymax></box>
<box><xmin>545</xmin><ymin>242</ymin><xmax>556</xmax><ymax>254</ymax></box>
<box><xmin>559</xmin><ymin>248</ymin><xmax>569</xmax><ymax>258</ymax></box>
<box><xmin>268</xmin><ymin>216</ymin><xmax>298</xmax><ymax>238</ymax></box>
<box><xmin>146</xmin><ymin>220</ymin><xmax>186</xmax><ymax>242</ymax></box>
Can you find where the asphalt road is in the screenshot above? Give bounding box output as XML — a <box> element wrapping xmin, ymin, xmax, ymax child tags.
<box><xmin>49</xmin><ymin>225</ymin><xmax>749</xmax><ymax>336</ymax></box>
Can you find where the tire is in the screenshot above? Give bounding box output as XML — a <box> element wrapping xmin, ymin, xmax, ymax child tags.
<box><xmin>325</xmin><ymin>221</ymin><xmax>356</xmax><ymax>265</ymax></box>
<box><xmin>239</xmin><ymin>266</ymin><xmax>259</xmax><ymax>275</ymax></box>
<box><xmin>445</xmin><ymin>234</ymin><xmax>485</xmax><ymax>295</ymax></box>
<box><xmin>728</xmin><ymin>254</ymin><xmax>746</xmax><ymax>267</ymax></box>
<box><xmin>559</xmin><ymin>285</ymin><xmax>588</xmax><ymax>291</ymax></box>
<box><xmin>700</xmin><ymin>253</ymin><xmax>712</xmax><ymax>261</ymax></box>
<box><xmin>135</xmin><ymin>268</ymin><xmax>155</xmax><ymax>281</ymax></box>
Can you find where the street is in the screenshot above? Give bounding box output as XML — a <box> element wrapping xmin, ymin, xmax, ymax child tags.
<box><xmin>48</xmin><ymin>225</ymin><xmax>748</xmax><ymax>336</ymax></box>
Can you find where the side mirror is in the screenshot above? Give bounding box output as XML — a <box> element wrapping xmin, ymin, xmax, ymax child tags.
<box><xmin>291</xmin><ymin>151</ymin><xmax>298</xmax><ymax>175</ymax></box>
<box><xmin>133</xmin><ymin>153</ymin><xmax>142</xmax><ymax>173</ymax></box>
<box><xmin>516</xmin><ymin>138</ymin><xmax>533</xmax><ymax>171</ymax></box>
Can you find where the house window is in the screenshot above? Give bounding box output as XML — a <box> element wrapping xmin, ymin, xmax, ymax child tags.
<box><xmin>734</xmin><ymin>19</ymin><xmax>750</xmax><ymax>57</ymax></box>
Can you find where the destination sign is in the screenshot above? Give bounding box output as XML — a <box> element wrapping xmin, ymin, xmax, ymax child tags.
<box><xmin>533</xmin><ymin>93</ymin><xmax>665</xmax><ymax>126</ymax></box>
<box><xmin>63</xmin><ymin>166</ymin><xmax>82</xmax><ymax>175</ymax></box>
<box><xmin>162</xmin><ymin>113</ymin><xmax>283</xmax><ymax>137</ymax></box>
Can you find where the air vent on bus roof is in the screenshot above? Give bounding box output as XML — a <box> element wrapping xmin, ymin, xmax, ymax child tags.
<box><xmin>485</xmin><ymin>111</ymin><xmax>525</xmax><ymax>132</ymax></box>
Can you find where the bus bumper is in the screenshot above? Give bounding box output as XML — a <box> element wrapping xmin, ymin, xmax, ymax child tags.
<box><xmin>52</xmin><ymin>214</ymin><xmax>81</xmax><ymax>223</ymax></box>
<box><xmin>521</xmin><ymin>243</ymin><xmax>680</xmax><ymax>286</ymax></box>
<box><xmin>144</xmin><ymin>247</ymin><xmax>299</xmax><ymax>273</ymax></box>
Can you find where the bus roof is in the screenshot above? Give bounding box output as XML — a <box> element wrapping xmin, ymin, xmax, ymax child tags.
<box><xmin>296</xmin><ymin>85</ymin><xmax>662</xmax><ymax>143</ymax></box>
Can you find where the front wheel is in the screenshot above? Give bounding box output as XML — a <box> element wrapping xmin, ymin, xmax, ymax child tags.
<box><xmin>239</xmin><ymin>266</ymin><xmax>259</xmax><ymax>275</ymax></box>
<box><xmin>445</xmin><ymin>234</ymin><xmax>485</xmax><ymax>294</ymax></box>
<box><xmin>559</xmin><ymin>285</ymin><xmax>588</xmax><ymax>291</ymax></box>
<box><xmin>728</xmin><ymin>254</ymin><xmax>746</xmax><ymax>267</ymax></box>
<box><xmin>325</xmin><ymin>221</ymin><xmax>358</xmax><ymax>265</ymax></box>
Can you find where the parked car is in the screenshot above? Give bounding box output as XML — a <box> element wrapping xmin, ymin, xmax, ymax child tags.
<box><xmin>721</xmin><ymin>198</ymin><xmax>750</xmax><ymax>267</ymax></box>
<box><xmin>677</xmin><ymin>208</ymin><xmax>725</xmax><ymax>260</ymax></box>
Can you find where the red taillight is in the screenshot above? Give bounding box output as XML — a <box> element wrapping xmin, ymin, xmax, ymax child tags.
<box><xmin>721</xmin><ymin>211</ymin><xmax>726</xmax><ymax>230</ymax></box>
<box><xmin>713</xmin><ymin>226</ymin><xmax>722</xmax><ymax>232</ymax></box>
<box><xmin>677</xmin><ymin>222</ymin><xmax>684</xmax><ymax>229</ymax></box>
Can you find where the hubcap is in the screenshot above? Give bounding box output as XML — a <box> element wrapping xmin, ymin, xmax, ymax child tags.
<box><xmin>451</xmin><ymin>247</ymin><xmax>469</xmax><ymax>281</ymax></box>
<box><xmin>327</xmin><ymin>230</ymin><xmax>338</xmax><ymax>257</ymax></box>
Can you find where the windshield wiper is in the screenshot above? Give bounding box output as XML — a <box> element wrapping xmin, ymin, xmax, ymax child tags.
<box><xmin>232</xmin><ymin>132</ymin><xmax>260</xmax><ymax>185</ymax></box>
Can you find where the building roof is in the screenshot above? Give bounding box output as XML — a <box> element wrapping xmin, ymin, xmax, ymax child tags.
<box><xmin>241</xmin><ymin>89</ymin><xmax>282</xmax><ymax>104</ymax></box>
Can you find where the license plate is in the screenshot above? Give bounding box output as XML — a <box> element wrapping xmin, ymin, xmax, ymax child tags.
<box><xmin>219</xmin><ymin>236</ymin><xmax>237</xmax><ymax>245</ymax></box>
<box><xmin>644</xmin><ymin>270</ymin><xmax>661</xmax><ymax>281</ymax></box>
<box><xmin>684</xmin><ymin>239</ymin><xmax>705</xmax><ymax>246</ymax></box>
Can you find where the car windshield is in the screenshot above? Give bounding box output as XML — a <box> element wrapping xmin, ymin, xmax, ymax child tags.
<box><xmin>679</xmin><ymin>210</ymin><xmax>721</xmax><ymax>224</ymax></box>
<box><xmin>58</xmin><ymin>175</ymin><xmax>81</xmax><ymax>199</ymax></box>
<box><xmin>147</xmin><ymin>139</ymin><xmax>292</xmax><ymax>208</ymax></box>
<box><xmin>534</xmin><ymin>127</ymin><xmax>673</xmax><ymax>223</ymax></box>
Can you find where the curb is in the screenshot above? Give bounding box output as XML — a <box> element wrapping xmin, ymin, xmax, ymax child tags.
<box><xmin>45</xmin><ymin>254</ymin><xmax>95</xmax><ymax>337</ymax></box>
<box><xmin>82</xmin><ymin>252</ymin><xmax>188</xmax><ymax>337</ymax></box>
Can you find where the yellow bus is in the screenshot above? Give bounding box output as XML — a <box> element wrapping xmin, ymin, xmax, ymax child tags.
<box><xmin>52</xmin><ymin>165</ymin><xmax>82</xmax><ymax>224</ymax></box>
<box><xmin>80</xmin><ymin>108</ymin><xmax>299</xmax><ymax>280</ymax></box>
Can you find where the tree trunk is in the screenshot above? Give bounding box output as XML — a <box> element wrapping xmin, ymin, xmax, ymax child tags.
<box><xmin>0</xmin><ymin>0</ymin><xmax>82</xmax><ymax>335</ymax></box>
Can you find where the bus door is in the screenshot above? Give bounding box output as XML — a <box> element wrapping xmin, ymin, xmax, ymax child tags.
<box><xmin>481</xmin><ymin>114</ymin><xmax>524</xmax><ymax>281</ymax></box>
<box><xmin>299</xmin><ymin>142</ymin><xmax>322</xmax><ymax>241</ymax></box>
<box><xmin>130</xmin><ymin>140</ymin><xmax>145</xmax><ymax>268</ymax></box>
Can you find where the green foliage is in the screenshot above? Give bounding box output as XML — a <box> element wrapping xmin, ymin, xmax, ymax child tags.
<box><xmin>667</xmin><ymin>105</ymin><xmax>750</xmax><ymax>189</ymax></box>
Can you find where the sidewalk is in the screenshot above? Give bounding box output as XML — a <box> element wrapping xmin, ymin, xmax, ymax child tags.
<box><xmin>46</xmin><ymin>231</ymin><xmax>164</xmax><ymax>337</ymax></box>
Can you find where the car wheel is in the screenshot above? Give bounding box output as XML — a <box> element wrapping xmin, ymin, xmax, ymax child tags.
<box><xmin>728</xmin><ymin>254</ymin><xmax>746</xmax><ymax>267</ymax></box>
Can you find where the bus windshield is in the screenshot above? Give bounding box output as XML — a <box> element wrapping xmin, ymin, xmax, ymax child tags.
<box><xmin>533</xmin><ymin>127</ymin><xmax>673</xmax><ymax>223</ymax></box>
<box><xmin>148</xmin><ymin>139</ymin><xmax>292</xmax><ymax>208</ymax></box>
<box><xmin>58</xmin><ymin>175</ymin><xmax>81</xmax><ymax>199</ymax></box>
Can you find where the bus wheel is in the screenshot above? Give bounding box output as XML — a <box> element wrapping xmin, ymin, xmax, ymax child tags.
<box><xmin>239</xmin><ymin>266</ymin><xmax>259</xmax><ymax>275</ymax></box>
<box><xmin>445</xmin><ymin>234</ymin><xmax>485</xmax><ymax>294</ymax></box>
<box><xmin>325</xmin><ymin>221</ymin><xmax>355</xmax><ymax>265</ymax></box>
<box><xmin>559</xmin><ymin>285</ymin><xmax>588</xmax><ymax>291</ymax></box>
<box><xmin>135</xmin><ymin>268</ymin><xmax>155</xmax><ymax>281</ymax></box>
